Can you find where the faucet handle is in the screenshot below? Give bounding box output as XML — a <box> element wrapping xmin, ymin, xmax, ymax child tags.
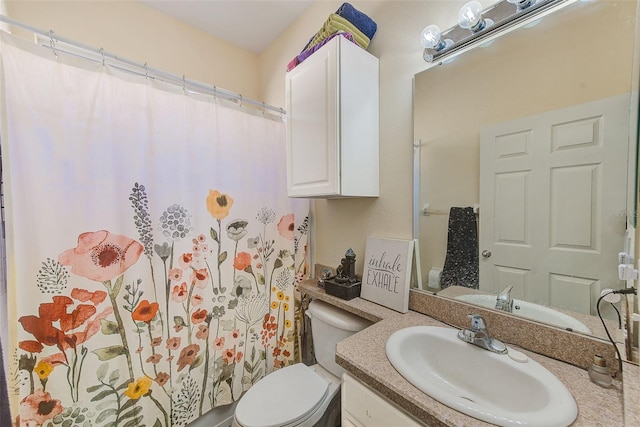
<box><xmin>468</xmin><ymin>314</ymin><xmax>487</xmax><ymax>331</ymax></box>
<box><xmin>499</xmin><ymin>285</ymin><xmax>513</xmax><ymax>295</ymax></box>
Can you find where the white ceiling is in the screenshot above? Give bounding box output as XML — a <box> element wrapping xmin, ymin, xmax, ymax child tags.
<box><xmin>138</xmin><ymin>0</ymin><xmax>315</xmax><ymax>54</ymax></box>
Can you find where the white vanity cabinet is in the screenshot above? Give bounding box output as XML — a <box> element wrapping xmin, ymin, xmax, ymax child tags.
<box><xmin>342</xmin><ymin>373</ymin><xmax>423</xmax><ymax>427</ymax></box>
<box><xmin>285</xmin><ymin>36</ymin><xmax>379</xmax><ymax>198</ymax></box>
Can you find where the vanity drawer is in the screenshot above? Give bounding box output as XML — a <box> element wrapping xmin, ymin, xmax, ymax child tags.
<box><xmin>342</xmin><ymin>373</ymin><xmax>422</xmax><ymax>427</ymax></box>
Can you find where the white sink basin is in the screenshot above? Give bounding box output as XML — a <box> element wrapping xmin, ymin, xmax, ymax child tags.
<box><xmin>455</xmin><ymin>294</ymin><xmax>592</xmax><ymax>334</ymax></box>
<box><xmin>385</xmin><ymin>326</ymin><xmax>578</xmax><ymax>427</ymax></box>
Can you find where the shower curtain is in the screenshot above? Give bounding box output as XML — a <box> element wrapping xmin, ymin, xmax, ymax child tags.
<box><xmin>0</xmin><ymin>32</ymin><xmax>309</xmax><ymax>426</ymax></box>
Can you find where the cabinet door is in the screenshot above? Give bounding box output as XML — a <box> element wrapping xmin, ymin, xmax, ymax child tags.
<box><xmin>286</xmin><ymin>40</ymin><xmax>339</xmax><ymax>197</ymax></box>
<box><xmin>342</xmin><ymin>373</ymin><xmax>423</xmax><ymax>427</ymax></box>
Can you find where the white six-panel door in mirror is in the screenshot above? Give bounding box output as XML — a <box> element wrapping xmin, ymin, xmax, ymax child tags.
<box><xmin>480</xmin><ymin>95</ymin><xmax>629</xmax><ymax>316</ymax></box>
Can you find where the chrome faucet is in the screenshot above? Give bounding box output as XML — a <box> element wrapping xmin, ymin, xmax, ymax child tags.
<box><xmin>457</xmin><ymin>314</ymin><xmax>507</xmax><ymax>354</ymax></box>
<box><xmin>495</xmin><ymin>285</ymin><xmax>513</xmax><ymax>312</ymax></box>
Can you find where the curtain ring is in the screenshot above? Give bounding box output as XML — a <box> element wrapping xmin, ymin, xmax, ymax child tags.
<box><xmin>99</xmin><ymin>48</ymin><xmax>105</xmax><ymax>67</ymax></box>
<box><xmin>239</xmin><ymin>94</ymin><xmax>243</xmax><ymax>107</ymax></box>
<box><xmin>213</xmin><ymin>85</ymin><xmax>217</xmax><ymax>101</ymax></box>
<box><xmin>262</xmin><ymin>101</ymin><xmax>266</xmax><ymax>115</ymax></box>
<box><xmin>49</xmin><ymin>30</ymin><xmax>57</xmax><ymax>57</ymax></box>
<box><xmin>144</xmin><ymin>62</ymin><xmax>148</xmax><ymax>79</ymax></box>
<box><xmin>182</xmin><ymin>75</ymin><xmax>186</xmax><ymax>92</ymax></box>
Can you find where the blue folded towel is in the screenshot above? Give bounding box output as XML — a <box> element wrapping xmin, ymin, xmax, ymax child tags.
<box><xmin>336</xmin><ymin>2</ymin><xmax>377</xmax><ymax>41</ymax></box>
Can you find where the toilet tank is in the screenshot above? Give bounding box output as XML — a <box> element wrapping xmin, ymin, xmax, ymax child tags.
<box><xmin>307</xmin><ymin>299</ymin><xmax>372</xmax><ymax>378</ymax></box>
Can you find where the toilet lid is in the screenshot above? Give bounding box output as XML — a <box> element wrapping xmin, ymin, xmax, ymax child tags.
<box><xmin>235</xmin><ymin>363</ymin><xmax>329</xmax><ymax>427</ymax></box>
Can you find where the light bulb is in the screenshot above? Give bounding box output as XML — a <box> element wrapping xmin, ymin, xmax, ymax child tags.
<box><xmin>458</xmin><ymin>0</ymin><xmax>486</xmax><ymax>32</ymax></box>
<box><xmin>420</xmin><ymin>24</ymin><xmax>444</xmax><ymax>50</ymax></box>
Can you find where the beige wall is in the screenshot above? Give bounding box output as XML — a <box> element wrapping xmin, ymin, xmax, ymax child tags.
<box><xmin>5</xmin><ymin>0</ymin><xmax>260</xmax><ymax>101</ymax></box>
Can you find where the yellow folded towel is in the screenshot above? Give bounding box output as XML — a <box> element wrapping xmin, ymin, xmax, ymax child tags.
<box><xmin>308</xmin><ymin>14</ymin><xmax>370</xmax><ymax>50</ymax></box>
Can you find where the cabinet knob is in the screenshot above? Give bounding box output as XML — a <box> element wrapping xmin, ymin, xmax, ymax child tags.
<box><xmin>481</xmin><ymin>250</ymin><xmax>492</xmax><ymax>258</ymax></box>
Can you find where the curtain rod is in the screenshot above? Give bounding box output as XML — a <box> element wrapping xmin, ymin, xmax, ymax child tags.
<box><xmin>0</xmin><ymin>15</ymin><xmax>286</xmax><ymax>116</ymax></box>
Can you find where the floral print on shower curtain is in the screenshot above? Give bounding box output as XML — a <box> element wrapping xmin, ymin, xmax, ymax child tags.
<box><xmin>0</xmin><ymin>33</ymin><xmax>309</xmax><ymax>427</ymax></box>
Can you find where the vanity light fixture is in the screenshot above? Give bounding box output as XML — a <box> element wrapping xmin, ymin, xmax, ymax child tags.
<box><xmin>422</xmin><ymin>0</ymin><xmax>569</xmax><ymax>63</ymax></box>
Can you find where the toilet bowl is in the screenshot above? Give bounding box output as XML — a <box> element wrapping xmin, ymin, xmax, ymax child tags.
<box><xmin>232</xmin><ymin>299</ymin><xmax>372</xmax><ymax>427</ymax></box>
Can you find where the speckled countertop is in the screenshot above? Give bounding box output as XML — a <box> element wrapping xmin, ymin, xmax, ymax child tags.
<box><xmin>623</xmin><ymin>363</ymin><xmax>640</xmax><ymax>426</ymax></box>
<box><xmin>300</xmin><ymin>281</ymin><xmax>639</xmax><ymax>426</ymax></box>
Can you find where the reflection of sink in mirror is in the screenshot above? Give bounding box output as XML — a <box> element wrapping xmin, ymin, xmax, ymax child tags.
<box><xmin>386</xmin><ymin>326</ymin><xmax>578</xmax><ymax>427</ymax></box>
<box><xmin>455</xmin><ymin>294</ymin><xmax>592</xmax><ymax>334</ymax></box>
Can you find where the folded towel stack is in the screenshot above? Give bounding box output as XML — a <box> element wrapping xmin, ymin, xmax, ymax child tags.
<box><xmin>287</xmin><ymin>2</ymin><xmax>377</xmax><ymax>72</ymax></box>
<box><xmin>307</xmin><ymin>13</ymin><xmax>370</xmax><ymax>51</ymax></box>
<box><xmin>335</xmin><ymin>2</ymin><xmax>377</xmax><ymax>41</ymax></box>
<box><xmin>287</xmin><ymin>32</ymin><xmax>356</xmax><ymax>72</ymax></box>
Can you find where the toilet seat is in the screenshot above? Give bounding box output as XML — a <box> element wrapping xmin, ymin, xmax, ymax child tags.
<box><xmin>235</xmin><ymin>363</ymin><xmax>331</xmax><ymax>427</ymax></box>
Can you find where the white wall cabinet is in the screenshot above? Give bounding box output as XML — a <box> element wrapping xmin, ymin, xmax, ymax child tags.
<box><xmin>342</xmin><ymin>373</ymin><xmax>423</xmax><ymax>427</ymax></box>
<box><xmin>285</xmin><ymin>36</ymin><xmax>379</xmax><ymax>198</ymax></box>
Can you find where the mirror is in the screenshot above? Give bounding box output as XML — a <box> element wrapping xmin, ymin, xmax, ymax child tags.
<box><xmin>413</xmin><ymin>0</ymin><xmax>639</xmax><ymax>342</ymax></box>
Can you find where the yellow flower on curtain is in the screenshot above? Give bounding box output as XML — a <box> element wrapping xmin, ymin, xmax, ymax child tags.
<box><xmin>124</xmin><ymin>376</ymin><xmax>153</xmax><ymax>400</ymax></box>
<box><xmin>206</xmin><ymin>190</ymin><xmax>234</xmax><ymax>220</ymax></box>
<box><xmin>34</xmin><ymin>361</ymin><xmax>53</xmax><ymax>380</ymax></box>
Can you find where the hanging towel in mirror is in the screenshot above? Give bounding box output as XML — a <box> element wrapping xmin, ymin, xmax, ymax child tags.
<box><xmin>440</xmin><ymin>207</ymin><xmax>479</xmax><ymax>289</ymax></box>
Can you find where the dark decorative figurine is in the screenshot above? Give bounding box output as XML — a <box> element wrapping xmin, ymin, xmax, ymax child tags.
<box><xmin>324</xmin><ymin>248</ymin><xmax>361</xmax><ymax>300</ymax></box>
<box><xmin>335</xmin><ymin>248</ymin><xmax>357</xmax><ymax>283</ymax></box>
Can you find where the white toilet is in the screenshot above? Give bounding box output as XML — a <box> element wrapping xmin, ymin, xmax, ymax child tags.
<box><xmin>232</xmin><ymin>299</ymin><xmax>372</xmax><ymax>427</ymax></box>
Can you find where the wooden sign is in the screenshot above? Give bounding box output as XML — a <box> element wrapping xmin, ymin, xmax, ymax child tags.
<box><xmin>360</xmin><ymin>237</ymin><xmax>415</xmax><ymax>313</ymax></box>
